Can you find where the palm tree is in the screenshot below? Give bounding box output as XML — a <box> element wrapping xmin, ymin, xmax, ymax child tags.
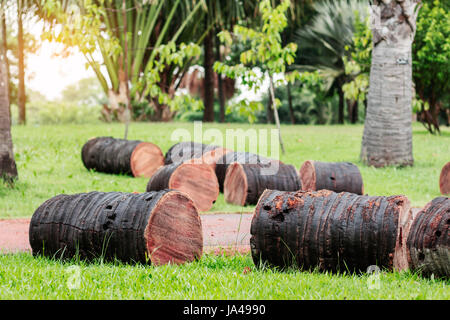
<box><xmin>292</xmin><ymin>0</ymin><xmax>368</xmax><ymax>124</ymax></box>
<box><xmin>0</xmin><ymin>4</ymin><xmax>18</xmax><ymax>183</ymax></box>
<box><xmin>361</xmin><ymin>0</ymin><xmax>421</xmax><ymax>167</ymax></box>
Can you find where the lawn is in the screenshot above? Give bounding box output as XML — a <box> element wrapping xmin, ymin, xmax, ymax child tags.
<box><xmin>0</xmin><ymin>253</ymin><xmax>448</xmax><ymax>299</ymax></box>
<box><xmin>0</xmin><ymin>122</ymin><xmax>448</xmax><ymax>300</ymax></box>
<box><xmin>0</xmin><ymin>122</ymin><xmax>449</xmax><ymax>218</ymax></box>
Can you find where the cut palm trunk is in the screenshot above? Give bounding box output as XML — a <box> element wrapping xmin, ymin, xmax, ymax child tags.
<box><xmin>250</xmin><ymin>190</ymin><xmax>413</xmax><ymax>272</ymax></box>
<box><xmin>29</xmin><ymin>191</ymin><xmax>203</xmax><ymax>265</ymax></box>
<box><xmin>224</xmin><ymin>162</ymin><xmax>301</xmax><ymax>206</ymax></box>
<box><xmin>299</xmin><ymin>161</ymin><xmax>364</xmax><ymax>195</ymax></box>
<box><xmin>81</xmin><ymin>137</ymin><xmax>164</xmax><ymax>178</ymax></box>
<box><xmin>146</xmin><ymin>162</ymin><xmax>219</xmax><ymax>211</ymax></box>
<box><xmin>215</xmin><ymin>152</ymin><xmax>276</xmax><ymax>192</ymax></box>
<box><xmin>406</xmin><ymin>197</ymin><xmax>449</xmax><ymax>278</ymax></box>
<box><xmin>439</xmin><ymin>162</ymin><xmax>450</xmax><ymax>195</ymax></box>
<box><xmin>164</xmin><ymin>141</ymin><xmax>231</xmax><ymax>171</ymax></box>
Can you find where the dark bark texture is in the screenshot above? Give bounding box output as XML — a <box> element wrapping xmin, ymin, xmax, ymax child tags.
<box><xmin>250</xmin><ymin>190</ymin><xmax>412</xmax><ymax>273</ymax></box>
<box><xmin>215</xmin><ymin>152</ymin><xmax>274</xmax><ymax>192</ymax></box>
<box><xmin>224</xmin><ymin>162</ymin><xmax>301</xmax><ymax>206</ymax></box>
<box><xmin>202</xmin><ymin>31</ymin><xmax>215</xmax><ymax>122</ymax></box>
<box><xmin>300</xmin><ymin>161</ymin><xmax>364</xmax><ymax>195</ymax></box>
<box><xmin>29</xmin><ymin>191</ymin><xmax>203</xmax><ymax>265</ymax></box>
<box><xmin>164</xmin><ymin>141</ymin><xmax>219</xmax><ymax>165</ymax></box>
<box><xmin>406</xmin><ymin>197</ymin><xmax>449</xmax><ymax>278</ymax></box>
<box><xmin>81</xmin><ymin>137</ymin><xmax>163</xmax><ymax>177</ymax></box>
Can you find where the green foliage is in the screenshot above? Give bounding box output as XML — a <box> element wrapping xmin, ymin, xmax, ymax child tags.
<box><xmin>214</xmin><ymin>0</ymin><xmax>300</xmax><ymax>122</ymax></box>
<box><xmin>412</xmin><ymin>0</ymin><xmax>450</xmax><ymax>133</ymax></box>
<box><xmin>61</xmin><ymin>77</ymin><xmax>107</xmax><ymax>106</ymax></box>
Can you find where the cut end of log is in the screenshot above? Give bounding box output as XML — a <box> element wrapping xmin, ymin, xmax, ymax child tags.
<box><xmin>299</xmin><ymin>160</ymin><xmax>317</xmax><ymax>191</ymax></box>
<box><xmin>439</xmin><ymin>162</ymin><xmax>450</xmax><ymax>195</ymax></box>
<box><xmin>223</xmin><ymin>162</ymin><xmax>248</xmax><ymax>206</ymax></box>
<box><xmin>184</xmin><ymin>147</ymin><xmax>232</xmax><ymax>171</ymax></box>
<box><xmin>168</xmin><ymin>163</ymin><xmax>219</xmax><ymax>212</ymax></box>
<box><xmin>144</xmin><ymin>191</ymin><xmax>203</xmax><ymax>266</ymax></box>
<box><xmin>130</xmin><ymin>142</ymin><xmax>164</xmax><ymax>178</ymax></box>
<box><xmin>392</xmin><ymin>195</ymin><xmax>413</xmax><ymax>271</ymax></box>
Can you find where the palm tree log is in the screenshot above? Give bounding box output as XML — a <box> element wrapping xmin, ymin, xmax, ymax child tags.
<box><xmin>439</xmin><ymin>162</ymin><xmax>450</xmax><ymax>195</ymax></box>
<box><xmin>250</xmin><ymin>190</ymin><xmax>413</xmax><ymax>272</ymax></box>
<box><xmin>406</xmin><ymin>197</ymin><xmax>449</xmax><ymax>278</ymax></box>
<box><xmin>146</xmin><ymin>162</ymin><xmax>219</xmax><ymax>211</ymax></box>
<box><xmin>299</xmin><ymin>161</ymin><xmax>364</xmax><ymax>195</ymax></box>
<box><xmin>81</xmin><ymin>137</ymin><xmax>164</xmax><ymax>178</ymax></box>
<box><xmin>361</xmin><ymin>0</ymin><xmax>421</xmax><ymax>167</ymax></box>
<box><xmin>29</xmin><ymin>191</ymin><xmax>203</xmax><ymax>265</ymax></box>
<box><xmin>164</xmin><ymin>141</ymin><xmax>231</xmax><ymax>171</ymax></box>
<box><xmin>224</xmin><ymin>162</ymin><xmax>301</xmax><ymax>206</ymax></box>
<box><xmin>215</xmin><ymin>152</ymin><xmax>277</xmax><ymax>192</ymax></box>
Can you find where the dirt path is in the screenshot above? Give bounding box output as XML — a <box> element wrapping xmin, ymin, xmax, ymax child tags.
<box><xmin>0</xmin><ymin>213</ymin><xmax>254</xmax><ymax>255</ymax></box>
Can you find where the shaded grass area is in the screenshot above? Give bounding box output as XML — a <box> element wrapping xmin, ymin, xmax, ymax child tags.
<box><xmin>0</xmin><ymin>253</ymin><xmax>448</xmax><ymax>299</ymax></box>
<box><xmin>0</xmin><ymin>122</ymin><xmax>449</xmax><ymax>218</ymax></box>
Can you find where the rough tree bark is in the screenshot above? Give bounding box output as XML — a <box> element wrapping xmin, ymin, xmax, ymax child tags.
<box><xmin>202</xmin><ymin>31</ymin><xmax>215</xmax><ymax>122</ymax></box>
<box><xmin>439</xmin><ymin>162</ymin><xmax>450</xmax><ymax>195</ymax></box>
<box><xmin>299</xmin><ymin>161</ymin><xmax>364</xmax><ymax>195</ymax></box>
<box><xmin>0</xmin><ymin>16</ymin><xmax>18</xmax><ymax>183</ymax></box>
<box><xmin>29</xmin><ymin>191</ymin><xmax>203</xmax><ymax>265</ymax></box>
<box><xmin>406</xmin><ymin>196</ymin><xmax>449</xmax><ymax>278</ymax></box>
<box><xmin>361</xmin><ymin>0</ymin><xmax>421</xmax><ymax>167</ymax></box>
<box><xmin>81</xmin><ymin>137</ymin><xmax>164</xmax><ymax>178</ymax></box>
<box><xmin>250</xmin><ymin>190</ymin><xmax>413</xmax><ymax>272</ymax></box>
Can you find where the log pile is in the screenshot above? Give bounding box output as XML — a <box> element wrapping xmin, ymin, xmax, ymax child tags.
<box><xmin>299</xmin><ymin>161</ymin><xmax>364</xmax><ymax>195</ymax></box>
<box><xmin>439</xmin><ymin>162</ymin><xmax>450</xmax><ymax>195</ymax></box>
<box><xmin>146</xmin><ymin>162</ymin><xmax>219</xmax><ymax>211</ymax></box>
<box><xmin>81</xmin><ymin>137</ymin><xmax>164</xmax><ymax>178</ymax></box>
<box><xmin>250</xmin><ymin>189</ymin><xmax>413</xmax><ymax>272</ymax></box>
<box><xmin>29</xmin><ymin>191</ymin><xmax>203</xmax><ymax>265</ymax></box>
<box><xmin>406</xmin><ymin>197</ymin><xmax>449</xmax><ymax>278</ymax></box>
<box><xmin>224</xmin><ymin>162</ymin><xmax>301</xmax><ymax>206</ymax></box>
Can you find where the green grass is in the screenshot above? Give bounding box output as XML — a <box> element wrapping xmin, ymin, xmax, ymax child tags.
<box><xmin>0</xmin><ymin>122</ymin><xmax>449</xmax><ymax>300</ymax></box>
<box><xmin>0</xmin><ymin>122</ymin><xmax>449</xmax><ymax>218</ymax></box>
<box><xmin>0</xmin><ymin>253</ymin><xmax>448</xmax><ymax>299</ymax></box>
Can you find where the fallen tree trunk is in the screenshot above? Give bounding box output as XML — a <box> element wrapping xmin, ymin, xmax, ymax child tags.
<box><xmin>224</xmin><ymin>162</ymin><xmax>301</xmax><ymax>206</ymax></box>
<box><xmin>164</xmin><ymin>141</ymin><xmax>232</xmax><ymax>171</ymax></box>
<box><xmin>299</xmin><ymin>161</ymin><xmax>364</xmax><ymax>195</ymax></box>
<box><xmin>250</xmin><ymin>189</ymin><xmax>413</xmax><ymax>272</ymax></box>
<box><xmin>406</xmin><ymin>197</ymin><xmax>449</xmax><ymax>278</ymax></box>
<box><xmin>439</xmin><ymin>162</ymin><xmax>450</xmax><ymax>195</ymax></box>
<box><xmin>146</xmin><ymin>162</ymin><xmax>219</xmax><ymax>211</ymax></box>
<box><xmin>81</xmin><ymin>137</ymin><xmax>164</xmax><ymax>178</ymax></box>
<box><xmin>29</xmin><ymin>190</ymin><xmax>203</xmax><ymax>265</ymax></box>
<box><xmin>215</xmin><ymin>152</ymin><xmax>276</xmax><ymax>192</ymax></box>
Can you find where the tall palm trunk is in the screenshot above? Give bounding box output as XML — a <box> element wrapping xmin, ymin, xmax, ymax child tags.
<box><xmin>215</xmin><ymin>33</ymin><xmax>225</xmax><ymax>123</ymax></box>
<box><xmin>361</xmin><ymin>0</ymin><xmax>421</xmax><ymax>167</ymax></box>
<box><xmin>0</xmin><ymin>16</ymin><xmax>18</xmax><ymax>182</ymax></box>
<box><xmin>202</xmin><ymin>30</ymin><xmax>215</xmax><ymax>122</ymax></box>
<box><xmin>17</xmin><ymin>0</ymin><xmax>26</xmax><ymax>125</ymax></box>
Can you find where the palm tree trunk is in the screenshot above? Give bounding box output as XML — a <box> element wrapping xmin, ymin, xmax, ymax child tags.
<box><xmin>337</xmin><ymin>84</ymin><xmax>344</xmax><ymax>124</ymax></box>
<box><xmin>266</xmin><ymin>87</ymin><xmax>274</xmax><ymax>124</ymax></box>
<box><xmin>361</xmin><ymin>0</ymin><xmax>420</xmax><ymax>167</ymax></box>
<box><xmin>202</xmin><ymin>30</ymin><xmax>215</xmax><ymax>122</ymax></box>
<box><xmin>215</xmin><ymin>33</ymin><xmax>225</xmax><ymax>123</ymax></box>
<box><xmin>0</xmin><ymin>20</ymin><xmax>18</xmax><ymax>182</ymax></box>
<box><xmin>1</xmin><ymin>5</ymin><xmax>10</xmax><ymax>112</ymax></box>
<box><xmin>17</xmin><ymin>0</ymin><xmax>26</xmax><ymax>125</ymax></box>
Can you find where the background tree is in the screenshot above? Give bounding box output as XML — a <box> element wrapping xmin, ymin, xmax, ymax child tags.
<box><xmin>412</xmin><ymin>0</ymin><xmax>449</xmax><ymax>134</ymax></box>
<box><xmin>361</xmin><ymin>0</ymin><xmax>421</xmax><ymax>167</ymax></box>
<box><xmin>293</xmin><ymin>0</ymin><xmax>368</xmax><ymax>124</ymax></box>
<box><xmin>214</xmin><ymin>0</ymin><xmax>300</xmax><ymax>154</ymax></box>
<box><xmin>0</xmin><ymin>4</ymin><xmax>18</xmax><ymax>183</ymax></box>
